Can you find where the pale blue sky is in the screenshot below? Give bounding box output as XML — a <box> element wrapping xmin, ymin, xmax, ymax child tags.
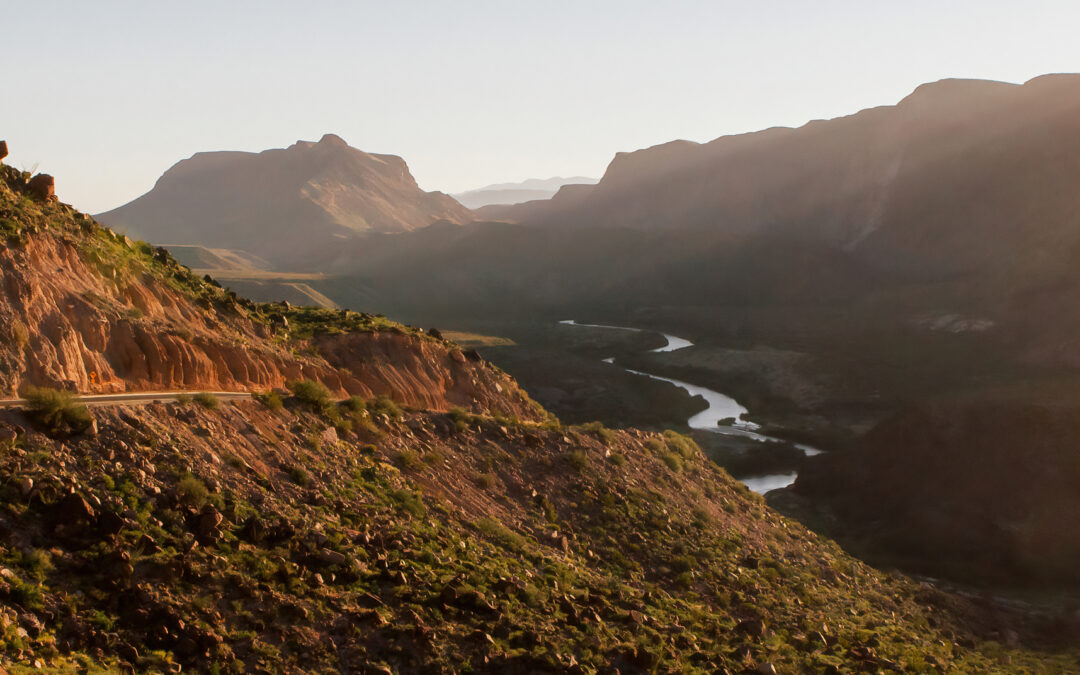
<box><xmin>5</xmin><ymin>1</ymin><xmax>1079</xmax><ymax>213</ymax></box>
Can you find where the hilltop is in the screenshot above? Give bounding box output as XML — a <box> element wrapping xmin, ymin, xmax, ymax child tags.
<box><xmin>1</xmin><ymin>150</ymin><xmax>1076</xmax><ymax>671</ymax></box>
<box><xmin>95</xmin><ymin>134</ymin><xmax>473</xmax><ymax>267</ymax></box>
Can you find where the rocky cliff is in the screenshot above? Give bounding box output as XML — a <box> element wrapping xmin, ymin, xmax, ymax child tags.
<box><xmin>0</xmin><ymin>162</ymin><xmax>537</xmax><ymax>420</ymax></box>
<box><xmin>95</xmin><ymin>134</ymin><xmax>474</xmax><ymax>267</ymax></box>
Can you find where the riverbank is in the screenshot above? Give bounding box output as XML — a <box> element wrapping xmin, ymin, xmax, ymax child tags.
<box><xmin>560</xmin><ymin>319</ymin><xmax>821</xmax><ymax>492</ymax></box>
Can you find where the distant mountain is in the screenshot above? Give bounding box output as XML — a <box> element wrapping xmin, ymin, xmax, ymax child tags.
<box><xmin>96</xmin><ymin>134</ymin><xmax>473</xmax><ymax>267</ymax></box>
<box><xmin>452</xmin><ymin>176</ymin><xmax>597</xmax><ymax>209</ymax></box>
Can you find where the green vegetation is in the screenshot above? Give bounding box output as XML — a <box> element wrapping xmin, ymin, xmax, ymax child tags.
<box><xmin>252</xmin><ymin>390</ymin><xmax>284</xmax><ymax>410</ymax></box>
<box><xmin>193</xmin><ymin>392</ymin><xmax>220</xmax><ymax>410</ymax></box>
<box><xmin>19</xmin><ymin>385</ymin><xmax>93</xmax><ymax>436</ymax></box>
<box><xmin>287</xmin><ymin>379</ymin><xmax>333</xmax><ymax>411</ymax></box>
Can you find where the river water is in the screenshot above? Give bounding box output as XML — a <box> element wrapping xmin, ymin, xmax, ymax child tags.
<box><xmin>560</xmin><ymin>319</ymin><xmax>818</xmax><ymax>493</ymax></box>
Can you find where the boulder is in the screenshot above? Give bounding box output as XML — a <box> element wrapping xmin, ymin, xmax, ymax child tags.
<box><xmin>27</xmin><ymin>174</ymin><xmax>55</xmax><ymax>201</ymax></box>
<box><xmin>0</xmin><ymin>140</ymin><xmax>7</xmax><ymax>162</ymax></box>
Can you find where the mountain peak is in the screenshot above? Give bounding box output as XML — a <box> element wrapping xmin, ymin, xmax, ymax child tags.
<box><xmin>317</xmin><ymin>133</ymin><xmax>349</xmax><ymax>147</ymax></box>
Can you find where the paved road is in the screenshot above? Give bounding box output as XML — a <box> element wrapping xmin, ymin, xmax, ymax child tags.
<box><xmin>0</xmin><ymin>391</ymin><xmax>253</xmax><ymax>408</ymax></box>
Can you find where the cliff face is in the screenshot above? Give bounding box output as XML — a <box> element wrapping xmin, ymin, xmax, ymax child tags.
<box><xmin>0</xmin><ymin>163</ymin><xmax>539</xmax><ymax>420</ymax></box>
<box><xmin>95</xmin><ymin>134</ymin><xmax>473</xmax><ymax>267</ymax></box>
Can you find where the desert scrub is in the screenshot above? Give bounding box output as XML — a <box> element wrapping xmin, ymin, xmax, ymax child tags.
<box><xmin>19</xmin><ymin>385</ymin><xmax>93</xmax><ymax>436</ymax></box>
<box><xmin>565</xmin><ymin>449</ymin><xmax>589</xmax><ymax>472</ymax></box>
<box><xmin>607</xmin><ymin>452</ymin><xmax>627</xmax><ymax>467</ymax></box>
<box><xmin>175</xmin><ymin>474</ymin><xmax>209</xmax><ymax>508</ymax></box>
<box><xmin>395</xmin><ymin>449</ymin><xmax>421</xmax><ymax>470</ymax></box>
<box><xmin>253</xmin><ymin>390</ymin><xmax>284</xmax><ymax>410</ymax></box>
<box><xmin>663</xmin><ymin>430</ymin><xmax>699</xmax><ymax>459</ymax></box>
<box><xmin>581</xmin><ymin>421</ymin><xmax>616</xmax><ymax>445</ymax></box>
<box><xmin>368</xmin><ymin>394</ymin><xmax>403</xmax><ymax>420</ymax></box>
<box><xmin>193</xmin><ymin>392</ymin><xmax>220</xmax><ymax>410</ymax></box>
<box><xmin>474</xmin><ymin>472</ymin><xmax>496</xmax><ymax>489</ymax></box>
<box><xmin>287</xmin><ymin>379</ymin><xmax>333</xmax><ymax>411</ymax></box>
<box><xmin>661</xmin><ymin>452</ymin><xmax>684</xmax><ymax>472</ymax></box>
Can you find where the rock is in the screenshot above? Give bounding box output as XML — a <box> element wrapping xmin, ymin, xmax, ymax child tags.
<box><xmin>0</xmin><ymin>140</ymin><xmax>7</xmax><ymax>162</ymax></box>
<box><xmin>756</xmin><ymin>664</ymin><xmax>777</xmax><ymax>675</ymax></box>
<box><xmin>96</xmin><ymin>509</ymin><xmax>126</xmax><ymax>535</ymax></box>
<box><xmin>195</xmin><ymin>505</ymin><xmax>224</xmax><ymax>541</ymax></box>
<box><xmin>737</xmin><ymin>618</ymin><xmax>767</xmax><ymax>637</ymax></box>
<box><xmin>56</xmin><ymin>493</ymin><xmax>96</xmax><ymax>523</ymax></box>
<box><xmin>27</xmin><ymin>174</ymin><xmax>55</xmax><ymax>201</ymax></box>
<box><xmin>318</xmin><ymin>548</ymin><xmax>347</xmax><ymax>567</ymax></box>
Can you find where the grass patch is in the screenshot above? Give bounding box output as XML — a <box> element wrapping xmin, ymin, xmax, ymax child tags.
<box><xmin>20</xmin><ymin>385</ymin><xmax>93</xmax><ymax>436</ymax></box>
<box><xmin>193</xmin><ymin>392</ymin><xmax>220</xmax><ymax>410</ymax></box>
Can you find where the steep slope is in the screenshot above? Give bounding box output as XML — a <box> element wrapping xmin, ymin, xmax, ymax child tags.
<box><xmin>95</xmin><ymin>134</ymin><xmax>473</xmax><ymax>267</ymax></box>
<box><xmin>0</xmin><ymin>162</ymin><xmax>536</xmax><ymax>419</ymax></box>
<box><xmin>2</xmin><ymin>150</ymin><xmax>1076</xmax><ymax>672</ymax></box>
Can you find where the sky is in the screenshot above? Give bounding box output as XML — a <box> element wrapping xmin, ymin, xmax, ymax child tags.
<box><xmin>4</xmin><ymin>0</ymin><xmax>1080</xmax><ymax>214</ymax></box>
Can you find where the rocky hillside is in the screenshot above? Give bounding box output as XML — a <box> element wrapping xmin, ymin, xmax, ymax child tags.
<box><xmin>0</xmin><ymin>150</ymin><xmax>1077</xmax><ymax>672</ymax></box>
<box><xmin>0</xmin><ymin>162</ymin><xmax>535</xmax><ymax>420</ymax></box>
<box><xmin>95</xmin><ymin>134</ymin><xmax>473</xmax><ymax>267</ymax></box>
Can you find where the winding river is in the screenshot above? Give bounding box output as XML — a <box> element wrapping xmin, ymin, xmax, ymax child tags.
<box><xmin>560</xmin><ymin>320</ymin><xmax>819</xmax><ymax>493</ymax></box>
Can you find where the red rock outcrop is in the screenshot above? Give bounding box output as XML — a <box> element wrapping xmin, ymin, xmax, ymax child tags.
<box><xmin>0</xmin><ymin>167</ymin><xmax>540</xmax><ymax>419</ymax></box>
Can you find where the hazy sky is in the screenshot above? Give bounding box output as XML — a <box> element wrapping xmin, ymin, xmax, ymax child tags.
<box><xmin>5</xmin><ymin>1</ymin><xmax>1080</xmax><ymax>213</ymax></box>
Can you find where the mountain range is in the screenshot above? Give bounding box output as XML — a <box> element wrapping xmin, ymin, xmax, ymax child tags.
<box><xmin>5</xmin><ymin>149</ymin><xmax>1072</xmax><ymax>671</ymax></box>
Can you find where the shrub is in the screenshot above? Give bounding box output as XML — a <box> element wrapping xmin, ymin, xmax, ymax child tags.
<box><xmin>582</xmin><ymin>421</ymin><xmax>616</xmax><ymax>445</ymax></box>
<box><xmin>475</xmin><ymin>473</ymin><xmax>496</xmax><ymax>489</ymax></box>
<box><xmin>607</xmin><ymin>452</ymin><xmax>627</xmax><ymax>467</ymax></box>
<box><xmin>341</xmin><ymin>396</ymin><xmax>366</xmax><ymax>414</ymax></box>
<box><xmin>193</xmin><ymin>392</ymin><xmax>220</xmax><ymax>410</ymax></box>
<box><xmin>20</xmin><ymin>385</ymin><xmax>93</xmax><ymax>435</ymax></box>
<box><xmin>287</xmin><ymin>379</ymin><xmax>333</xmax><ymax>411</ymax></box>
<box><xmin>395</xmin><ymin>449</ymin><xmax>421</xmax><ymax>470</ymax></box>
<box><xmin>288</xmin><ymin>466</ymin><xmax>312</xmax><ymax>487</ymax></box>
<box><xmin>389</xmin><ymin>489</ymin><xmax>425</xmax><ymax>517</ymax></box>
<box><xmin>253</xmin><ymin>390</ymin><xmax>284</xmax><ymax>410</ymax></box>
<box><xmin>565</xmin><ymin>450</ymin><xmax>589</xmax><ymax>472</ymax></box>
<box><xmin>661</xmin><ymin>452</ymin><xmax>683</xmax><ymax>472</ymax></box>
<box><xmin>368</xmin><ymin>395</ymin><xmax>403</xmax><ymax>420</ymax></box>
<box><xmin>176</xmin><ymin>474</ymin><xmax>209</xmax><ymax>507</ymax></box>
<box><xmin>663</xmin><ymin>430</ymin><xmax>699</xmax><ymax>459</ymax></box>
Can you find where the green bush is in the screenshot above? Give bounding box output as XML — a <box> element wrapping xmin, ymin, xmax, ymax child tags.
<box><xmin>663</xmin><ymin>430</ymin><xmax>699</xmax><ymax>459</ymax></box>
<box><xmin>176</xmin><ymin>474</ymin><xmax>209</xmax><ymax>507</ymax></box>
<box><xmin>607</xmin><ymin>452</ymin><xmax>627</xmax><ymax>467</ymax></box>
<box><xmin>368</xmin><ymin>395</ymin><xmax>403</xmax><ymax>420</ymax></box>
<box><xmin>582</xmin><ymin>421</ymin><xmax>616</xmax><ymax>445</ymax></box>
<box><xmin>565</xmin><ymin>450</ymin><xmax>589</xmax><ymax>472</ymax></box>
<box><xmin>193</xmin><ymin>392</ymin><xmax>220</xmax><ymax>410</ymax></box>
<box><xmin>253</xmin><ymin>390</ymin><xmax>284</xmax><ymax>410</ymax></box>
<box><xmin>661</xmin><ymin>452</ymin><xmax>683</xmax><ymax>472</ymax></box>
<box><xmin>395</xmin><ymin>449</ymin><xmax>421</xmax><ymax>470</ymax></box>
<box><xmin>288</xmin><ymin>466</ymin><xmax>312</xmax><ymax>487</ymax></box>
<box><xmin>341</xmin><ymin>396</ymin><xmax>366</xmax><ymax>414</ymax></box>
<box><xmin>287</xmin><ymin>379</ymin><xmax>333</xmax><ymax>410</ymax></box>
<box><xmin>20</xmin><ymin>385</ymin><xmax>93</xmax><ymax>435</ymax></box>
